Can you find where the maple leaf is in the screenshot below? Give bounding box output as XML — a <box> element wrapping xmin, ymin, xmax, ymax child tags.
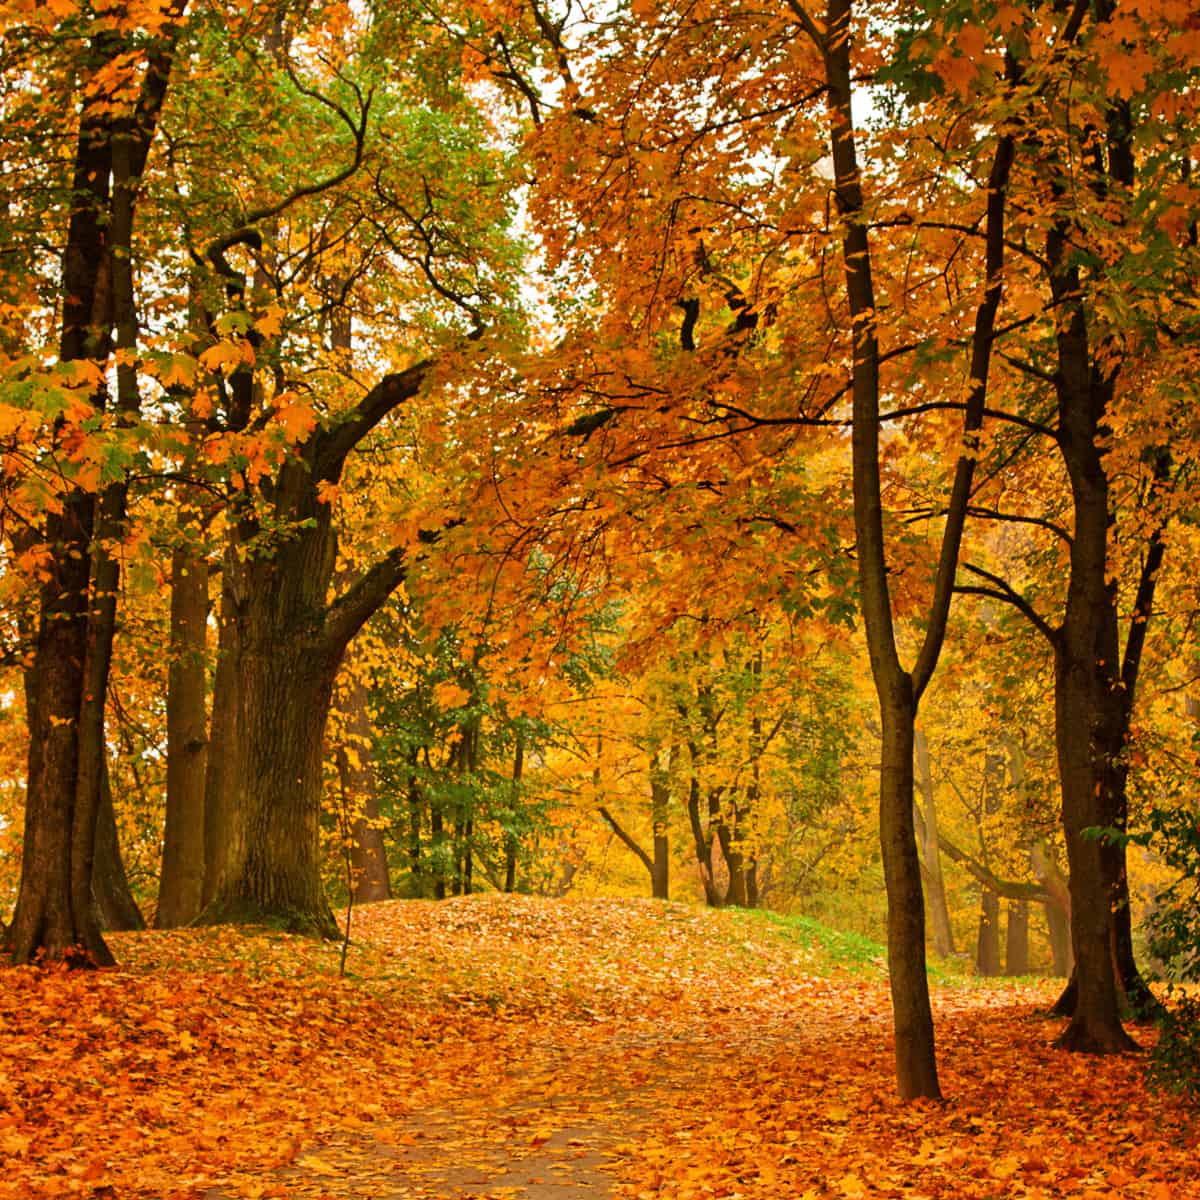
<box><xmin>273</xmin><ymin>394</ymin><xmax>317</xmax><ymax>443</ymax></box>
<box><xmin>1107</xmin><ymin>46</ymin><xmax>1155</xmax><ymax>99</ymax></box>
<box><xmin>199</xmin><ymin>341</ymin><xmax>251</xmax><ymax>376</ymax></box>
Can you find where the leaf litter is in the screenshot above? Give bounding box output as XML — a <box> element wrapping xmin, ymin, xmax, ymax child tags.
<box><xmin>0</xmin><ymin>895</ymin><xmax>1194</xmax><ymax>1199</ymax></box>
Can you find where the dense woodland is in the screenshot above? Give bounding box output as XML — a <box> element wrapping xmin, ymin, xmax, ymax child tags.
<box><xmin>2</xmin><ymin>0</ymin><xmax>1200</xmax><ymax>1109</ymax></box>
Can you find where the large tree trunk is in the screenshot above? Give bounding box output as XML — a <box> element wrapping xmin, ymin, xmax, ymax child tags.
<box><xmin>203</xmin><ymin>618</ymin><xmax>341</xmax><ymax>933</ymax></box>
<box><xmin>200</xmin><ymin>470</ymin><xmax>344</xmax><ymax>935</ymax></box>
<box><xmin>12</xmin><ymin>490</ymin><xmax>107</xmax><ymax>965</ymax></box>
<box><xmin>8</xmin><ymin>60</ymin><xmax>114</xmax><ymax>966</ymax></box>
<box><xmin>1042</xmin><ymin>18</ymin><xmax>1147</xmax><ymax>1052</ymax></box>
<box><xmin>1054</xmin><ymin>643</ymin><xmax>1136</xmax><ymax>1051</ymax></box>
<box><xmin>1048</xmin><ymin>245</ymin><xmax>1137</xmax><ymax>1050</ymax></box>
<box><xmin>158</xmin><ymin>535</ymin><xmax>210</xmax><ymax>927</ymax></box>
<box><xmin>195</xmin><ymin>301</ymin><xmax>426</xmax><ymax>927</ymax></box>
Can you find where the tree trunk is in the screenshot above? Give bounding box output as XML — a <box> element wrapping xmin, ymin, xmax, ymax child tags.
<box><xmin>1005</xmin><ymin>900</ymin><xmax>1029</xmax><ymax>977</ymax></box>
<box><xmin>686</xmin><ymin>772</ymin><xmax>720</xmax><ymax>907</ymax></box>
<box><xmin>333</xmin><ymin>666</ymin><xmax>391</xmax><ymax>905</ymax></box>
<box><xmin>914</xmin><ymin>729</ymin><xmax>956</xmax><ymax>958</ymax></box>
<box><xmin>650</xmin><ymin>761</ymin><xmax>670</xmax><ymax>902</ymax></box>
<box><xmin>879</xmin><ymin>692</ymin><xmax>940</xmax><ymax>1099</ymax></box>
<box><xmin>461</xmin><ymin>817</ymin><xmax>474</xmax><ymax>895</ymax></box>
<box><xmin>1031</xmin><ymin>839</ymin><xmax>1073</xmax><ymax>976</ymax></box>
<box><xmin>200</xmin><ymin>482</ymin><xmax>344</xmax><ymax>935</ymax></box>
<box><xmin>202</xmin><ymin>544</ymin><xmax>244</xmax><ymax>907</ymax></box>
<box><xmin>746</xmin><ymin>860</ymin><xmax>759</xmax><ymax>908</ymax></box>
<box><xmin>407</xmin><ymin>756</ymin><xmax>424</xmax><ymax>895</ymax></box>
<box><xmin>195</xmin><ymin>312</ymin><xmax>426</xmax><ymax>927</ymax></box>
<box><xmin>1050</xmin><ymin>346</ymin><xmax>1137</xmax><ymax>1047</ymax></box>
<box><xmin>504</xmin><ymin>732</ymin><xmax>524</xmax><ymax>892</ymax></box>
<box><xmin>718</xmin><ymin>808</ymin><xmax>749</xmax><ymax>907</ymax></box>
<box><xmin>430</xmin><ymin>800</ymin><xmax>447</xmax><ymax>900</ymax></box>
<box><xmin>203</xmin><ymin>617</ymin><xmax>341</xmax><ymax>933</ymax></box>
<box><xmin>10</xmin><ymin>20</ymin><xmax>183</xmax><ymax>964</ymax></box>
<box><xmin>158</xmin><ymin>536</ymin><xmax>210</xmax><ymax>927</ymax></box>
<box><xmin>12</xmin><ymin>497</ymin><xmax>107</xmax><ymax>965</ymax></box>
<box><xmin>976</xmin><ymin>889</ymin><xmax>1001</xmax><ymax>977</ymax></box>
<box><xmin>1046</xmin><ymin>900</ymin><xmax>1073</xmax><ymax>979</ymax></box>
<box><xmin>1054</xmin><ymin>644</ymin><xmax>1136</xmax><ymax>1051</ymax></box>
<box><xmin>819</xmin><ymin>0</ymin><xmax>1012</xmax><ymax>1099</ymax></box>
<box><xmin>1042</xmin><ymin>27</ymin><xmax>1138</xmax><ymax>1052</ymax></box>
<box><xmin>91</xmin><ymin>758</ymin><xmax>145</xmax><ymax>932</ymax></box>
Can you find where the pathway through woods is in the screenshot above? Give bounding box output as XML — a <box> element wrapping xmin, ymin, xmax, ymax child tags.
<box><xmin>2</xmin><ymin>897</ymin><xmax>1196</xmax><ymax>1200</ymax></box>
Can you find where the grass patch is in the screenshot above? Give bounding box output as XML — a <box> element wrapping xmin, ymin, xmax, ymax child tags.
<box><xmin>725</xmin><ymin>905</ymin><xmax>976</xmax><ymax>984</ymax></box>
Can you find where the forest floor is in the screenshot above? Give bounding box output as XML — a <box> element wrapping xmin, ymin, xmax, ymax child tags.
<box><xmin>1</xmin><ymin>895</ymin><xmax>1195</xmax><ymax>1200</ymax></box>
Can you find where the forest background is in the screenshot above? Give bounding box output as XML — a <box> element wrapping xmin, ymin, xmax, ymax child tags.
<box><xmin>2</xmin><ymin>0</ymin><xmax>1200</xmax><ymax>1107</ymax></box>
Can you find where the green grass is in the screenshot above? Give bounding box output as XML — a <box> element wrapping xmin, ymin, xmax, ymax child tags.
<box><xmin>724</xmin><ymin>905</ymin><xmax>974</xmax><ymax>984</ymax></box>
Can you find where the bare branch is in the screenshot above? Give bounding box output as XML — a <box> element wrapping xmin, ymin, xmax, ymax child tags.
<box><xmin>957</xmin><ymin>562</ymin><xmax>1058</xmax><ymax>646</ymax></box>
<box><xmin>597</xmin><ymin>806</ymin><xmax>654</xmax><ymax>876</ymax></box>
<box><xmin>964</xmin><ymin>505</ymin><xmax>1072</xmax><ymax>544</ymax></box>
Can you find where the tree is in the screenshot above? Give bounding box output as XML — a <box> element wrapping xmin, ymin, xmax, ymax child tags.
<box><xmin>794</xmin><ymin>0</ymin><xmax>1019</xmax><ymax>1097</ymax></box>
<box><xmin>6</xmin><ymin>2</ymin><xmax>188</xmax><ymax>965</ymax></box>
<box><xmin>952</xmin><ymin>0</ymin><xmax>1200</xmax><ymax>1048</ymax></box>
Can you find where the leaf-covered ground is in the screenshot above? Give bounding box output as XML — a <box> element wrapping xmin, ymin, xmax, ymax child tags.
<box><xmin>1</xmin><ymin>896</ymin><xmax>1194</xmax><ymax>1199</ymax></box>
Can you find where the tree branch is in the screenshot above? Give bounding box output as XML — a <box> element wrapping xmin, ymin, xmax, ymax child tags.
<box><xmin>1121</xmin><ymin>452</ymin><xmax>1172</xmax><ymax>697</ymax></box>
<box><xmin>963</xmin><ymin>505</ymin><xmax>1072</xmax><ymax>544</ymax></box>
<box><xmin>957</xmin><ymin>562</ymin><xmax>1058</xmax><ymax>645</ymax></box>
<box><xmin>786</xmin><ymin>0</ymin><xmax>826</xmax><ymax>48</ymax></box>
<box><xmin>314</xmin><ymin>359</ymin><xmax>433</xmax><ymax>481</ymax></box>
<box><xmin>597</xmin><ymin>806</ymin><xmax>654</xmax><ymax>876</ymax></box>
<box><xmin>322</xmin><ymin>544</ymin><xmax>409</xmax><ymax>658</ymax></box>
<box><xmin>913</xmin><ymin>113</ymin><xmax>1017</xmax><ymax>702</ymax></box>
<box><xmin>938</xmin><ymin>834</ymin><xmax>1050</xmax><ymax>902</ymax></box>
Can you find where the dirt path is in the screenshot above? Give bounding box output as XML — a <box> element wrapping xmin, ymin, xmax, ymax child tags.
<box><xmin>232</xmin><ymin>1019</ymin><xmax>677</xmax><ymax>1199</ymax></box>
<box><xmin>204</xmin><ymin>978</ymin><xmax>872</xmax><ymax>1199</ymax></box>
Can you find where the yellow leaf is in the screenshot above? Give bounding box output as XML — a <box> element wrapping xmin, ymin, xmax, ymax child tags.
<box><xmin>254</xmin><ymin>305</ymin><xmax>285</xmax><ymax>338</ymax></box>
<box><xmin>433</xmin><ymin>681</ymin><xmax>472</xmax><ymax>709</ymax></box>
<box><xmin>199</xmin><ymin>342</ymin><xmax>249</xmax><ymax>375</ymax></box>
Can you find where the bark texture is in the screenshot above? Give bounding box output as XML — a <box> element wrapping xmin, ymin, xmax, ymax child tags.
<box><xmin>158</xmin><ymin>538</ymin><xmax>210</xmax><ymax>927</ymax></box>
<box><xmin>200</xmin><ymin>364</ymin><xmax>428</xmax><ymax>932</ymax></box>
<box><xmin>91</xmin><ymin>761</ymin><xmax>145</xmax><ymax>932</ymax></box>
<box><xmin>334</xmin><ymin>667</ymin><xmax>392</xmax><ymax>905</ymax></box>
<box><xmin>975</xmin><ymin>890</ymin><xmax>1001</xmax><ymax>978</ymax></box>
